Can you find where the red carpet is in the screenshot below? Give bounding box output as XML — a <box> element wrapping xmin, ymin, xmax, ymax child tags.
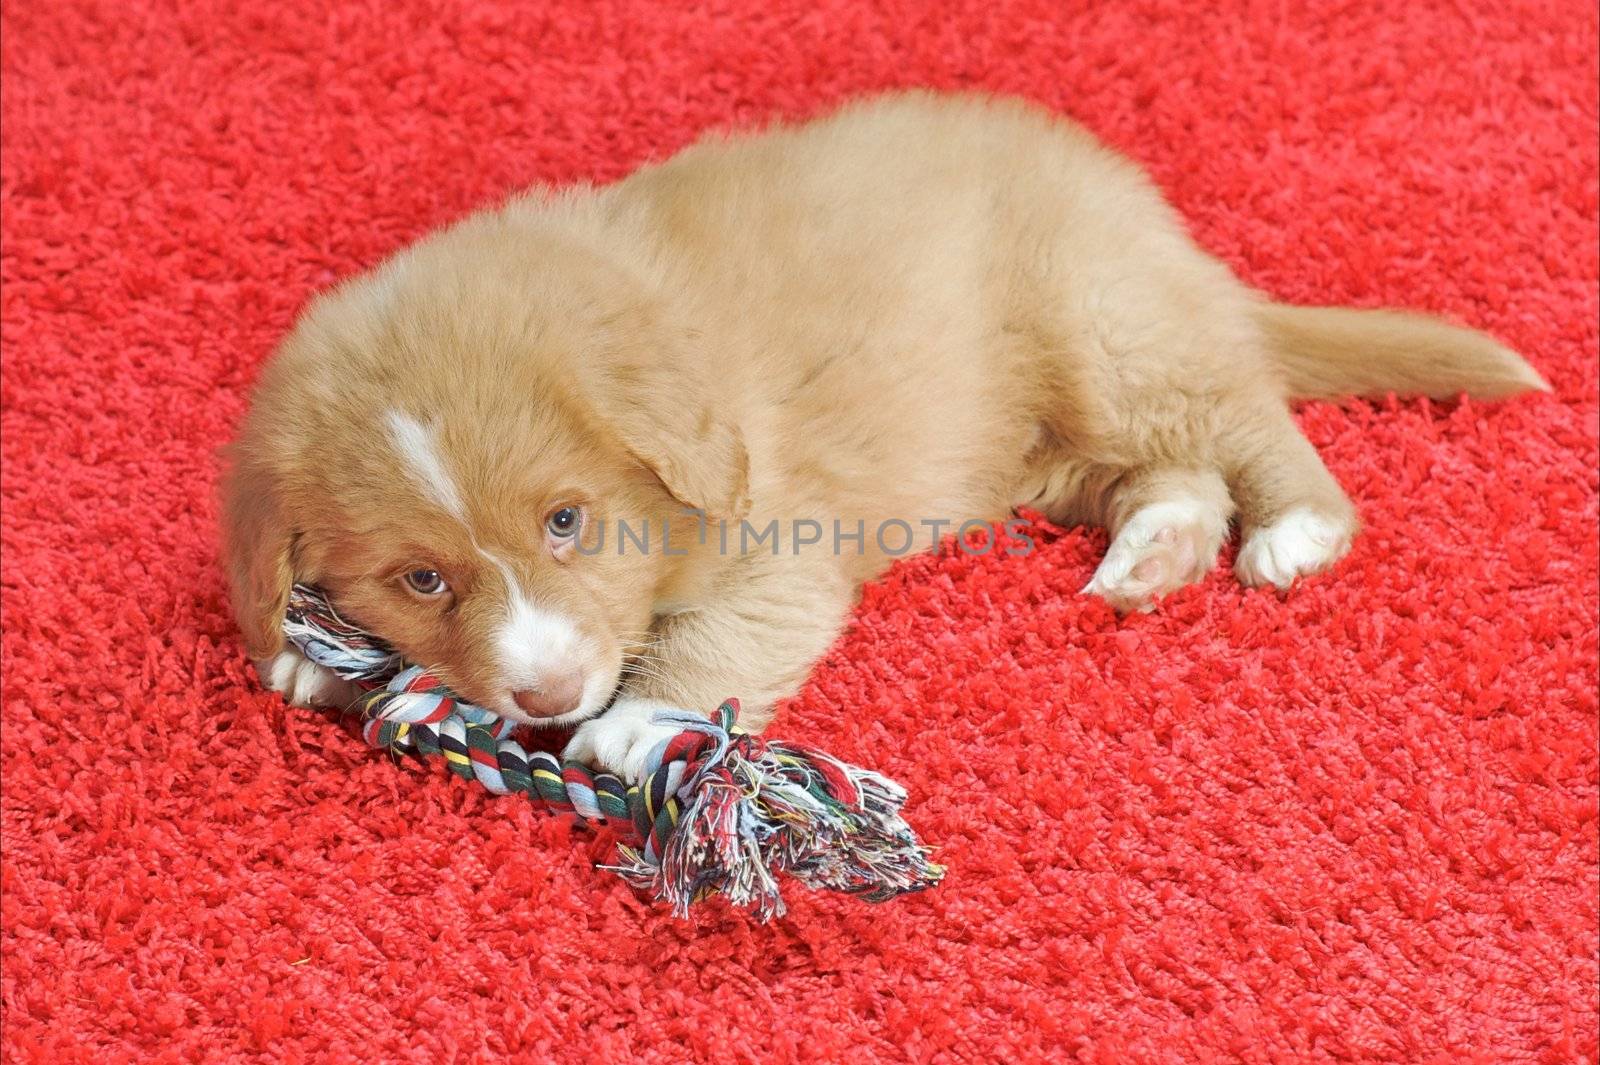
<box><xmin>3</xmin><ymin>2</ymin><xmax>1596</xmax><ymax>1061</ymax></box>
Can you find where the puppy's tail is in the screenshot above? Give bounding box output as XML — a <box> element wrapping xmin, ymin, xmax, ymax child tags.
<box><xmin>1254</xmin><ymin>302</ymin><xmax>1550</xmax><ymax>402</ymax></box>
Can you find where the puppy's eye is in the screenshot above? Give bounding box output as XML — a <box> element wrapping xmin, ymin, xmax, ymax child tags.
<box><xmin>546</xmin><ymin>506</ymin><xmax>581</xmax><ymax>539</ymax></box>
<box><xmin>404</xmin><ymin>568</ymin><xmax>448</xmax><ymax>596</ymax></box>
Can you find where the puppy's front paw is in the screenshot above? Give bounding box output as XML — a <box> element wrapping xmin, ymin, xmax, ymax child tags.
<box><xmin>258</xmin><ymin>648</ymin><xmax>360</xmax><ymax>709</ymax></box>
<box><xmin>562</xmin><ymin>697</ymin><xmax>688</xmax><ymax>785</ymax></box>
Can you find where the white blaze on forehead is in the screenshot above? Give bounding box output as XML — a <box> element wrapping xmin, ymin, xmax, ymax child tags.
<box><xmin>383</xmin><ymin>410</ymin><xmax>466</xmax><ymax>519</ymax></box>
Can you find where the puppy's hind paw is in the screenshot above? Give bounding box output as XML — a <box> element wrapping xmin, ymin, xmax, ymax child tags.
<box><xmin>1234</xmin><ymin>508</ymin><xmax>1353</xmax><ymax>590</ymax></box>
<box><xmin>1083</xmin><ymin>499</ymin><xmax>1225</xmax><ymax>613</ymax></box>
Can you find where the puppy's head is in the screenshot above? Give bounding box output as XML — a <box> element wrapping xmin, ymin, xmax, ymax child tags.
<box><xmin>223</xmin><ymin>209</ymin><xmax>747</xmax><ymax>726</ymax></box>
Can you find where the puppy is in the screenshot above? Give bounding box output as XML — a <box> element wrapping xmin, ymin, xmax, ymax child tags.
<box><xmin>224</xmin><ymin>92</ymin><xmax>1547</xmax><ymax>781</ymax></box>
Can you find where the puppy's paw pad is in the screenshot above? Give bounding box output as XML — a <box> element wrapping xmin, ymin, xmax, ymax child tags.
<box><xmin>1235</xmin><ymin>508</ymin><xmax>1352</xmax><ymax>590</ymax></box>
<box><xmin>563</xmin><ymin>698</ymin><xmax>686</xmax><ymax>785</ymax></box>
<box><xmin>1083</xmin><ymin>499</ymin><xmax>1223</xmax><ymax>612</ymax></box>
<box><xmin>259</xmin><ymin>649</ymin><xmax>358</xmax><ymax>708</ymax></box>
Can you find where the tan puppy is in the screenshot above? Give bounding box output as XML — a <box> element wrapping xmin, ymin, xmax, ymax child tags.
<box><xmin>223</xmin><ymin>91</ymin><xmax>1547</xmax><ymax>781</ymax></box>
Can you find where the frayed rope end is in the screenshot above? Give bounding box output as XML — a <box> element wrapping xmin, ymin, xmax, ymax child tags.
<box><xmin>604</xmin><ymin>702</ymin><xmax>946</xmax><ymax>920</ymax></box>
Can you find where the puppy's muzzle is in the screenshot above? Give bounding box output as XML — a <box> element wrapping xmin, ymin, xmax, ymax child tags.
<box><xmin>511</xmin><ymin>669</ymin><xmax>584</xmax><ymax>718</ymax></box>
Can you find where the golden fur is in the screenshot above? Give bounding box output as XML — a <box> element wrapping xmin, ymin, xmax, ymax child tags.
<box><xmin>223</xmin><ymin>91</ymin><xmax>1546</xmax><ymax>778</ymax></box>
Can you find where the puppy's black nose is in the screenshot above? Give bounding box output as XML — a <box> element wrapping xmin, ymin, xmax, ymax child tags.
<box><xmin>512</xmin><ymin>672</ymin><xmax>583</xmax><ymax>718</ymax></box>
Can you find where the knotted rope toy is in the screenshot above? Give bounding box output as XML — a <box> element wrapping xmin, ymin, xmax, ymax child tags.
<box><xmin>282</xmin><ymin>584</ymin><xmax>944</xmax><ymax>920</ymax></box>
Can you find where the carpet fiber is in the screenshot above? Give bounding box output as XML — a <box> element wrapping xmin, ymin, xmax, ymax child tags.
<box><xmin>3</xmin><ymin>1</ymin><xmax>1596</xmax><ymax>1061</ymax></box>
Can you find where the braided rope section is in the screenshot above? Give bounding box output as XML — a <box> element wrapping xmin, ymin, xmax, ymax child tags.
<box><xmin>283</xmin><ymin>585</ymin><xmax>944</xmax><ymax>919</ymax></box>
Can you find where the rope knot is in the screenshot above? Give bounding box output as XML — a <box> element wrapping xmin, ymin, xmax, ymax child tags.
<box><xmin>282</xmin><ymin>584</ymin><xmax>944</xmax><ymax>919</ymax></box>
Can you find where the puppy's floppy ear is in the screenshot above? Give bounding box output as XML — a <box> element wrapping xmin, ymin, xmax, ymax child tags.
<box><xmin>220</xmin><ymin>449</ymin><xmax>294</xmax><ymax>659</ymax></box>
<box><xmin>583</xmin><ymin>325</ymin><xmax>751</xmax><ymax>520</ymax></box>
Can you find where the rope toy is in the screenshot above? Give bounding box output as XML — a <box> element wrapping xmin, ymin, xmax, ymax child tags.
<box><xmin>282</xmin><ymin>584</ymin><xmax>944</xmax><ymax>920</ymax></box>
